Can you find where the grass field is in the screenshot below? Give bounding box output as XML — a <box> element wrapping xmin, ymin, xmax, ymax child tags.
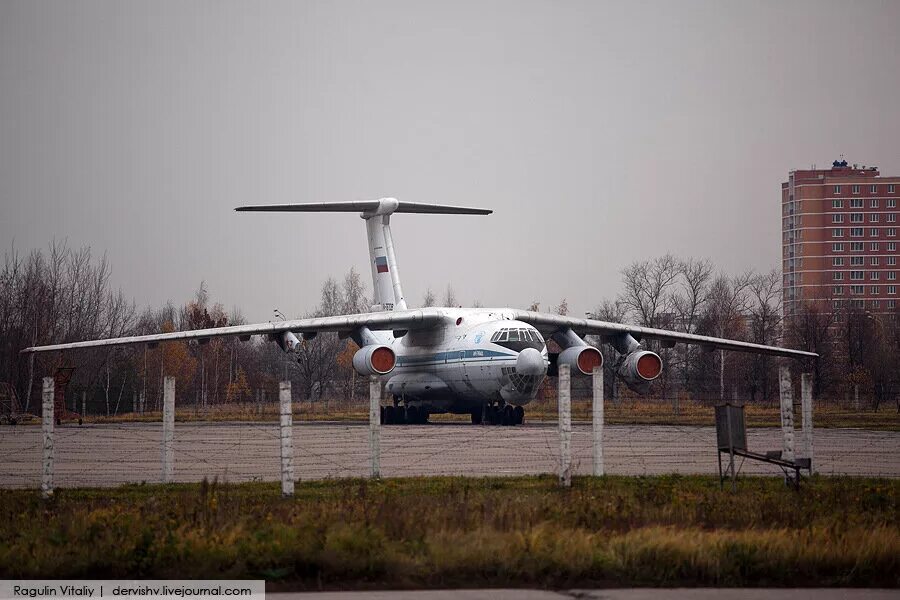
<box><xmin>50</xmin><ymin>397</ymin><xmax>900</xmax><ymax>430</ymax></box>
<box><xmin>1</xmin><ymin>475</ymin><xmax>897</xmax><ymax>589</ymax></box>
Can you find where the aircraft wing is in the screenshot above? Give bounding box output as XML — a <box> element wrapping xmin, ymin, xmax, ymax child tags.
<box><xmin>510</xmin><ymin>310</ymin><xmax>817</xmax><ymax>359</ymax></box>
<box><xmin>20</xmin><ymin>309</ymin><xmax>444</xmax><ymax>354</ymax></box>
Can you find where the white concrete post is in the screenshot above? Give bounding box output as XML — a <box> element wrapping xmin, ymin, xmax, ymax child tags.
<box><xmin>558</xmin><ymin>364</ymin><xmax>572</xmax><ymax>488</ymax></box>
<box><xmin>279</xmin><ymin>381</ymin><xmax>294</xmax><ymax>497</ymax></box>
<box><xmin>81</xmin><ymin>390</ymin><xmax>86</xmax><ymax>418</ymax></box>
<box><xmin>778</xmin><ymin>366</ymin><xmax>795</xmax><ymax>462</ymax></box>
<box><xmin>369</xmin><ymin>375</ymin><xmax>381</xmax><ymax>479</ymax></box>
<box><xmin>161</xmin><ymin>376</ymin><xmax>175</xmax><ymax>483</ymax></box>
<box><xmin>592</xmin><ymin>366</ymin><xmax>604</xmax><ymax>477</ymax></box>
<box><xmin>801</xmin><ymin>373</ymin><xmax>814</xmax><ymax>473</ymax></box>
<box><xmin>41</xmin><ymin>377</ymin><xmax>54</xmax><ymax>499</ymax></box>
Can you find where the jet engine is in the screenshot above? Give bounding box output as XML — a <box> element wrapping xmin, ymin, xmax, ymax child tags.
<box><xmin>352</xmin><ymin>344</ymin><xmax>397</xmax><ymax>376</ymax></box>
<box><xmin>617</xmin><ymin>350</ymin><xmax>662</xmax><ymax>392</ymax></box>
<box><xmin>557</xmin><ymin>345</ymin><xmax>604</xmax><ymax>376</ymax></box>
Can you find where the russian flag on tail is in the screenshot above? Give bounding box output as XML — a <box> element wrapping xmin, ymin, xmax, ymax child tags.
<box><xmin>375</xmin><ymin>256</ymin><xmax>389</xmax><ymax>273</ymax></box>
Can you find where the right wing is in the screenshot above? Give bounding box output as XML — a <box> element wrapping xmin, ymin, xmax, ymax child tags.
<box><xmin>20</xmin><ymin>309</ymin><xmax>446</xmax><ymax>354</ymax></box>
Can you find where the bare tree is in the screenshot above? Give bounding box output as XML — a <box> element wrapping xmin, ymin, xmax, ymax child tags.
<box><xmin>443</xmin><ymin>284</ymin><xmax>457</xmax><ymax>308</ymax></box>
<box><xmin>422</xmin><ymin>287</ymin><xmax>436</xmax><ymax>308</ymax></box>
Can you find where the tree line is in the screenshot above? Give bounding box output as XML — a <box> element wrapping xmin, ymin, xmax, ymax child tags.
<box><xmin>1</xmin><ymin>243</ymin><xmax>898</xmax><ymax>415</ymax></box>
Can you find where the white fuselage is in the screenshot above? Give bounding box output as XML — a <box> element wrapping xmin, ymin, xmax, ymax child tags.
<box><xmin>373</xmin><ymin>308</ymin><xmax>549</xmax><ymax>414</ymax></box>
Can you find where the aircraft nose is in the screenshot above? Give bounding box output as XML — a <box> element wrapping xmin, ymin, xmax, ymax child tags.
<box><xmin>516</xmin><ymin>347</ymin><xmax>546</xmax><ymax>376</ymax></box>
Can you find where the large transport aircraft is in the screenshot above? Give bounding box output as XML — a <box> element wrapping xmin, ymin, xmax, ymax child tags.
<box><xmin>23</xmin><ymin>198</ymin><xmax>816</xmax><ymax>426</ymax></box>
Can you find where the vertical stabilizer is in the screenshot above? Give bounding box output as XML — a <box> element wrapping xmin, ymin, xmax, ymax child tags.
<box><xmin>235</xmin><ymin>197</ymin><xmax>491</xmax><ymax>312</ymax></box>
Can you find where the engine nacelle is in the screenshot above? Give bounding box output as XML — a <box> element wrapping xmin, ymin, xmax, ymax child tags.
<box><xmin>617</xmin><ymin>350</ymin><xmax>663</xmax><ymax>392</ymax></box>
<box><xmin>557</xmin><ymin>345</ymin><xmax>603</xmax><ymax>376</ymax></box>
<box><xmin>352</xmin><ymin>344</ymin><xmax>397</xmax><ymax>375</ymax></box>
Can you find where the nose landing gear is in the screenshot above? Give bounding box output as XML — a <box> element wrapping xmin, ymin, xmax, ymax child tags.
<box><xmin>476</xmin><ymin>402</ymin><xmax>524</xmax><ymax>426</ymax></box>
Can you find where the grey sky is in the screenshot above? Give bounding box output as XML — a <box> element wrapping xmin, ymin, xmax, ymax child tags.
<box><xmin>2</xmin><ymin>0</ymin><xmax>899</xmax><ymax>321</ymax></box>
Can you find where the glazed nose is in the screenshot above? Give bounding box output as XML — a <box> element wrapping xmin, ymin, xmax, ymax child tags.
<box><xmin>516</xmin><ymin>347</ymin><xmax>546</xmax><ymax>376</ymax></box>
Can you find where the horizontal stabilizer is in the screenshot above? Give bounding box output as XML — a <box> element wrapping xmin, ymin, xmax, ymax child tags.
<box><xmin>235</xmin><ymin>200</ymin><xmax>492</xmax><ymax>215</ymax></box>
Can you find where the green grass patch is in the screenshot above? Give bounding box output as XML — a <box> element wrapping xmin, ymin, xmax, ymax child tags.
<box><xmin>1</xmin><ymin>475</ymin><xmax>897</xmax><ymax>588</ymax></box>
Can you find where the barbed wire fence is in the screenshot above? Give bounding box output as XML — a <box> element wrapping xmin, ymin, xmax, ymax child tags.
<box><xmin>1</xmin><ymin>366</ymin><xmax>899</xmax><ymax>494</ymax></box>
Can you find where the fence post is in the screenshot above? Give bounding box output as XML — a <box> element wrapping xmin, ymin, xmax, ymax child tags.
<box><xmin>558</xmin><ymin>364</ymin><xmax>572</xmax><ymax>488</ymax></box>
<box><xmin>592</xmin><ymin>366</ymin><xmax>604</xmax><ymax>477</ymax></box>
<box><xmin>369</xmin><ymin>375</ymin><xmax>381</xmax><ymax>479</ymax></box>
<box><xmin>279</xmin><ymin>381</ymin><xmax>294</xmax><ymax>497</ymax></box>
<box><xmin>81</xmin><ymin>390</ymin><xmax>86</xmax><ymax>419</ymax></box>
<box><xmin>801</xmin><ymin>373</ymin><xmax>814</xmax><ymax>473</ymax></box>
<box><xmin>161</xmin><ymin>376</ymin><xmax>175</xmax><ymax>483</ymax></box>
<box><xmin>778</xmin><ymin>366</ymin><xmax>795</xmax><ymax>462</ymax></box>
<box><xmin>41</xmin><ymin>377</ymin><xmax>54</xmax><ymax>499</ymax></box>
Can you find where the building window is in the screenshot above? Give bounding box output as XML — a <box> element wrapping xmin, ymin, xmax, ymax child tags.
<box><xmin>851</xmin><ymin>256</ymin><xmax>864</xmax><ymax>266</ymax></box>
<box><xmin>888</xmin><ymin>213</ymin><xmax>897</xmax><ymax>223</ymax></box>
<box><xmin>832</xmin><ymin>257</ymin><xmax>844</xmax><ymax>266</ymax></box>
<box><xmin>871</xmin><ymin>242</ymin><xmax>880</xmax><ymax>251</ymax></box>
<box><xmin>889</xmin><ymin>199</ymin><xmax>897</xmax><ymax>208</ymax></box>
<box><xmin>850</xmin><ymin>213</ymin><xmax>863</xmax><ymax>223</ymax></box>
<box><xmin>851</xmin><ymin>242</ymin><xmax>864</xmax><ymax>251</ymax></box>
<box><xmin>833</xmin><ymin>286</ymin><xmax>843</xmax><ymax>295</ymax></box>
<box><xmin>834</xmin><ymin>185</ymin><xmax>841</xmax><ymax>194</ymax></box>
<box><xmin>871</xmin><ymin>286</ymin><xmax>879</xmax><ymax>294</ymax></box>
<box><xmin>871</xmin><ymin>228</ymin><xmax>879</xmax><ymax>237</ymax></box>
<box><xmin>851</xmin><ymin>285</ymin><xmax>864</xmax><ymax>294</ymax></box>
<box><xmin>851</xmin><ymin>198</ymin><xmax>863</xmax><ymax>208</ymax></box>
<box><xmin>889</xmin><ymin>184</ymin><xmax>896</xmax><ymax>193</ymax></box>
<box><xmin>851</xmin><ymin>299</ymin><xmax>864</xmax><ymax>308</ymax></box>
<box><xmin>870</xmin><ymin>214</ymin><xmax>880</xmax><ymax>222</ymax></box>
<box><xmin>871</xmin><ymin>300</ymin><xmax>880</xmax><ymax>309</ymax></box>
<box><xmin>851</xmin><ymin>271</ymin><xmax>864</xmax><ymax>280</ymax></box>
<box><xmin>833</xmin><ymin>271</ymin><xmax>844</xmax><ymax>280</ymax></box>
<box><xmin>871</xmin><ymin>271</ymin><xmax>880</xmax><ymax>280</ymax></box>
<box><xmin>889</xmin><ymin>300</ymin><xmax>897</xmax><ymax>308</ymax></box>
<box><xmin>888</xmin><ymin>228</ymin><xmax>897</xmax><ymax>237</ymax></box>
<box><xmin>888</xmin><ymin>242</ymin><xmax>897</xmax><ymax>252</ymax></box>
<box><xmin>871</xmin><ymin>184</ymin><xmax>878</xmax><ymax>194</ymax></box>
<box><xmin>832</xmin><ymin>199</ymin><xmax>843</xmax><ymax>209</ymax></box>
<box><xmin>852</xmin><ymin>184</ymin><xmax>860</xmax><ymax>194</ymax></box>
<box><xmin>832</xmin><ymin>214</ymin><xmax>844</xmax><ymax>223</ymax></box>
<box><xmin>850</xmin><ymin>228</ymin><xmax>863</xmax><ymax>237</ymax></box>
<box><xmin>888</xmin><ymin>272</ymin><xmax>896</xmax><ymax>281</ymax></box>
<box><xmin>872</xmin><ymin>257</ymin><xmax>880</xmax><ymax>266</ymax></box>
<box><xmin>871</xmin><ymin>199</ymin><xmax>879</xmax><ymax>208</ymax></box>
<box><xmin>832</xmin><ymin>243</ymin><xmax>844</xmax><ymax>252</ymax></box>
<box><xmin>889</xmin><ymin>257</ymin><xmax>897</xmax><ymax>266</ymax></box>
<box><xmin>889</xmin><ymin>286</ymin><xmax>897</xmax><ymax>295</ymax></box>
<box><xmin>833</xmin><ymin>228</ymin><xmax>844</xmax><ymax>238</ymax></box>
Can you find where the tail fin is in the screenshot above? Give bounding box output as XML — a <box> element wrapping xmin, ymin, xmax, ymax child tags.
<box><xmin>236</xmin><ymin>198</ymin><xmax>491</xmax><ymax>311</ymax></box>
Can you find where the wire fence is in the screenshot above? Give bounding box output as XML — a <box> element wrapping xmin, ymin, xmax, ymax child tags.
<box><xmin>1</xmin><ymin>369</ymin><xmax>898</xmax><ymax>491</ymax></box>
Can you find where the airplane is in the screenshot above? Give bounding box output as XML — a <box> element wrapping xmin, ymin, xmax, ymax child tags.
<box><xmin>22</xmin><ymin>198</ymin><xmax>817</xmax><ymax>426</ymax></box>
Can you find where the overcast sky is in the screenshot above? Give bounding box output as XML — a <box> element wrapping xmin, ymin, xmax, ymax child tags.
<box><xmin>2</xmin><ymin>0</ymin><xmax>899</xmax><ymax>321</ymax></box>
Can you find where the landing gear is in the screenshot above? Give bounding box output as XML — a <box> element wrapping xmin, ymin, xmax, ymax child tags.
<box><xmin>476</xmin><ymin>403</ymin><xmax>525</xmax><ymax>426</ymax></box>
<box><xmin>382</xmin><ymin>401</ymin><xmax>428</xmax><ymax>425</ymax></box>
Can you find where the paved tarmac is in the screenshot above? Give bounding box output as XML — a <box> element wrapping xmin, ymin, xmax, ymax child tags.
<box><xmin>271</xmin><ymin>589</ymin><xmax>897</xmax><ymax>599</ymax></box>
<box><xmin>1</xmin><ymin>421</ymin><xmax>897</xmax><ymax>487</ymax></box>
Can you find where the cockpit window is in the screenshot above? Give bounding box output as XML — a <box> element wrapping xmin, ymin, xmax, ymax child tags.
<box><xmin>490</xmin><ymin>327</ymin><xmax>545</xmax><ymax>352</ymax></box>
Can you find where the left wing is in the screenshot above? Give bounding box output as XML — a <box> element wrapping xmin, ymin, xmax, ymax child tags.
<box><xmin>510</xmin><ymin>311</ymin><xmax>817</xmax><ymax>359</ymax></box>
<box><xmin>20</xmin><ymin>309</ymin><xmax>446</xmax><ymax>354</ymax></box>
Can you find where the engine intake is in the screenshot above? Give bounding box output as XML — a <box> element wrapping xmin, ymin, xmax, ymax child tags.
<box><xmin>557</xmin><ymin>345</ymin><xmax>603</xmax><ymax>376</ymax></box>
<box><xmin>352</xmin><ymin>345</ymin><xmax>396</xmax><ymax>375</ymax></box>
<box><xmin>617</xmin><ymin>350</ymin><xmax>662</xmax><ymax>392</ymax></box>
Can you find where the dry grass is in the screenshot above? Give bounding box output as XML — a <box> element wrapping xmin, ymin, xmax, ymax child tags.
<box><xmin>60</xmin><ymin>396</ymin><xmax>900</xmax><ymax>430</ymax></box>
<box><xmin>0</xmin><ymin>475</ymin><xmax>897</xmax><ymax>588</ymax></box>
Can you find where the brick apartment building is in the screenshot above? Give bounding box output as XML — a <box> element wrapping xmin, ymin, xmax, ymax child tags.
<box><xmin>782</xmin><ymin>160</ymin><xmax>900</xmax><ymax>318</ymax></box>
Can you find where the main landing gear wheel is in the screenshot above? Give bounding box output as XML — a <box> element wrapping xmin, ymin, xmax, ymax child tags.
<box><xmin>407</xmin><ymin>405</ymin><xmax>419</xmax><ymax>424</ymax></box>
<box><xmin>502</xmin><ymin>405</ymin><xmax>514</xmax><ymax>426</ymax></box>
<box><xmin>471</xmin><ymin>409</ymin><xmax>483</xmax><ymax>425</ymax></box>
<box><xmin>514</xmin><ymin>405</ymin><xmax>525</xmax><ymax>426</ymax></box>
<box><xmin>384</xmin><ymin>405</ymin><xmax>396</xmax><ymax>425</ymax></box>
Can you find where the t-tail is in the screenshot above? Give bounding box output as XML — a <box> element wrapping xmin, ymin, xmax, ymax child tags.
<box><xmin>235</xmin><ymin>198</ymin><xmax>491</xmax><ymax>311</ymax></box>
